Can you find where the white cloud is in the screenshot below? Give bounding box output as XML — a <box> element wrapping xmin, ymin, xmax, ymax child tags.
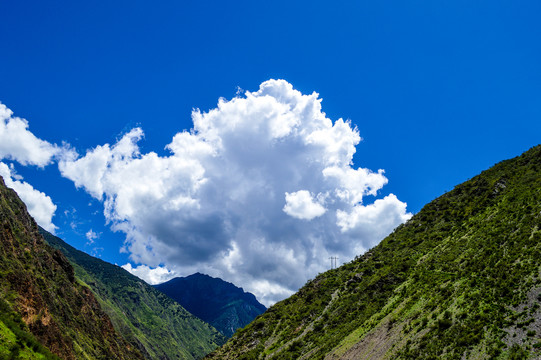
<box><xmin>0</xmin><ymin>162</ymin><xmax>57</xmax><ymax>232</ymax></box>
<box><xmin>0</xmin><ymin>102</ymin><xmax>68</xmax><ymax>233</ymax></box>
<box><xmin>85</xmin><ymin>229</ymin><xmax>99</xmax><ymax>245</ymax></box>
<box><xmin>323</xmin><ymin>166</ymin><xmax>388</xmax><ymax>204</ymax></box>
<box><xmin>0</xmin><ymin>102</ymin><xmax>61</xmax><ymax>167</ymax></box>
<box><xmin>121</xmin><ymin>263</ymin><xmax>176</xmax><ymax>285</ymax></box>
<box><xmin>59</xmin><ymin>79</ymin><xmax>411</xmax><ymax>306</ymax></box>
<box><xmin>283</xmin><ymin>190</ymin><xmax>326</xmax><ymax>220</ymax></box>
<box><xmin>336</xmin><ymin>194</ymin><xmax>412</xmax><ymax>251</ymax></box>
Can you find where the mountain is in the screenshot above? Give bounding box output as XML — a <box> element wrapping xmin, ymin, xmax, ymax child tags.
<box><xmin>207</xmin><ymin>144</ymin><xmax>541</xmax><ymax>360</ymax></box>
<box><xmin>40</xmin><ymin>229</ymin><xmax>226</xmax><ymax>360</ymax></box>
<box><xmin>154</xmin><ymin>273</ymin><xmax>267</xmax><ymax>338</ymax></box>
<box><xmin>0</xmin><ymin>175</ymin><xmax>143</xmax><ymax>359</ymax></box>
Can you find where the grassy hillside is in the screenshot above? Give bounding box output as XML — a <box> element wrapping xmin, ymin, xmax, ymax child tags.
<box><xmin>207</xmin><ymin>144</ymin><xmax>541</xmax><ymax>360</ymax></box>
<box><xmin>155</xmin><ymin>273</ymin><xmax>266</xmax><ymax>338</ymax></box>
<box><xmin>41</xmin><ymin>230</ymin><xmax>226</xmax><ymax>360</ymax></box>
<box><xmin>0</xmin><ymin>296</ymin><xmax>61</xmax><ymax>360</ymax></box>
<box><xmin>0</xmin><ymin>176</ymin><xmax>143</xmax><ymax>360</ymax></box>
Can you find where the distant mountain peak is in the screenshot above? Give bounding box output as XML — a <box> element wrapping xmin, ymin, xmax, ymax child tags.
<box><xmin>155</xmin><ymin>273</ymin><xmax>266</xmax><ymax>338</ymax></box>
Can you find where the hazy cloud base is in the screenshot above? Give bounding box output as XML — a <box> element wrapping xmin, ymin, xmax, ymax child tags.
<box><xmin>59</xmin><ymin>80</ymin><xmax>411</xmax><ymax>305</ymax></box>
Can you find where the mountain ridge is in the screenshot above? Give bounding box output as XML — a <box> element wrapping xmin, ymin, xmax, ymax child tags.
<box><xmin>40</xmin><ymin>228</ymin><xmax>226</xmax><ymax>360</ymax></box>
<box><xmin>155</xmin><ymin>272</ymin><xmax>266</xmax><ymax>338</ymax></box>
<box><xmin>207</xmin><ymin>144</ymin><xmax>541</xmax><ymax>359</ymax></box>
<box><xmin>0</xmin><ymin>175</ymin><xmax>143</xmax><ymax>359</ymax></box>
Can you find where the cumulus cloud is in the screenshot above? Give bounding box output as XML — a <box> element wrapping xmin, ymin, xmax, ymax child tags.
<box><xmin>0</xmin><ymin>101</ymin><xmax>68</xmax><ymax>233</ymax></box>
<box><xmin>121</xmin><ymin>263</ymin><xmax>176</xmax><ymax>285</ymax></box>
<box><xmin>0</xmin><ymin>102</ymin><xmax>61</xmax><ymax>166</ymax></box>
<box><xmin>59</xmin><ymin>79</ymin><xmax>411</xmax><ymax>305</ymax></box>
<box><xmin>283</xmin><ymin>190</ymin><xmax>326</xmax><ymax>220</ymax></box>
<box><xmin>0</xmin><ymin>162</ymin><xmax>57</xmax><ymax>232</ymax></box>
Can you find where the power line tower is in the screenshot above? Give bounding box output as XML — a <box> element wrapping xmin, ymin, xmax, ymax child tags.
<box><xmin>329</xmin><ymin>256</ymin><xmax>339</xmax><ymax>269</ymax></box>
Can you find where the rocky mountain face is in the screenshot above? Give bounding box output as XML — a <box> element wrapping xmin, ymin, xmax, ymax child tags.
<box><xmin>41</xmin><ymin>229</ymin><xmax>226</xmax><ymax>360</ymax></box>
<box><xmin>207</xmin><ymin>144</ymin><xmax>541</xmax><ymax>360</ymax></box>
<box><xmin>0</xmin><ymin>176</ymin><xmax>143</xmax><ymax>359</ymax></box>
<box><xmin>155</xmin><ymin>273</ymin><xmax>267</xmax><ymax>338</ymax></box>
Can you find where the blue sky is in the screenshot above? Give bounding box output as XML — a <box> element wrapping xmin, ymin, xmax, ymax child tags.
<box><xmin>1</xmin><ymin>1</ymin><xmax>540</xmax><ymax>305</ymax></box>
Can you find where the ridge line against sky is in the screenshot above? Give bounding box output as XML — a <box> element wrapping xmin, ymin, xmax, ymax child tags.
<box><xmin>1</xmin><ymin>0</ymin><xmax>540</xmax><ymax>304</ymax></box>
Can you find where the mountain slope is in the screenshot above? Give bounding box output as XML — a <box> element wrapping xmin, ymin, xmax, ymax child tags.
<box><xmin>0</xmin><ymin>295</ymin><xmax>61</xmax><ymax>359</ymax></box>
<box><xmin>207</xmin><ymin>144</ymin><xmax>541</xmax><ymax>360</ymax></box>
<box><xmin>41</xmin><ymin>229</ymin><xmax>226</xmax><ymax>360</ymax></box>
<box><xmin>155</xmin><ymin>273</ymin><xmax>266</xmax><ymax>337</ymax></box>
<box><xmin>0</xmin><ymin>176</ymin><xmax>143</xmax><ymax>360</ymax></box>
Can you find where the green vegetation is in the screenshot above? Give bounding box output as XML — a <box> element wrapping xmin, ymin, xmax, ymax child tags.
<box><xmin>0</xmin><ymin>297</ymin><xmax>60</xmax><ymax>360</ymax></box>
<box><xmin>208</xmin><ymin>144</ymin><xmax>541</xmax><ymax>359</ymax></box>
<box><xmin>41</xmin><ymin>230</ymin><xmax>226</xmax><ymax>360</ymax></box>
<box><xmin>0</xmin><ymin>176</ymin><xmax>142</xmax><ymax>359</ymax></box>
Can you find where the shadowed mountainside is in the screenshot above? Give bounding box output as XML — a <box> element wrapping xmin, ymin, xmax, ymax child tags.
<box><xmin>155</xmin><ymin>273</ymin><xmax>266</xmax><ymax>338</ymax></box>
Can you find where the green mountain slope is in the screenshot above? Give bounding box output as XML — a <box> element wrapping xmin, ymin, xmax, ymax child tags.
<box><xmin>0</xmin><ymin>176</ymin><xmax>143</xmax><ymax>360</ymax></box>
<box><xmin>40</xmin><ymin>229</ymin><xmax>226</xmax><ymax>360</ymax></box>
<box><xmin>155</xmin><ymin>273</ymin><xmax>266</xmax><ymax>338</ymax></box>
<box><xmin>0</xmin><ymin>296</ymin><xmax>61</xmax><ymax>360</ymax></box>
<box><xmin>207</xmin><ymin>144</ymin><xmax>541</xmax><ymax>360</ymax></box>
